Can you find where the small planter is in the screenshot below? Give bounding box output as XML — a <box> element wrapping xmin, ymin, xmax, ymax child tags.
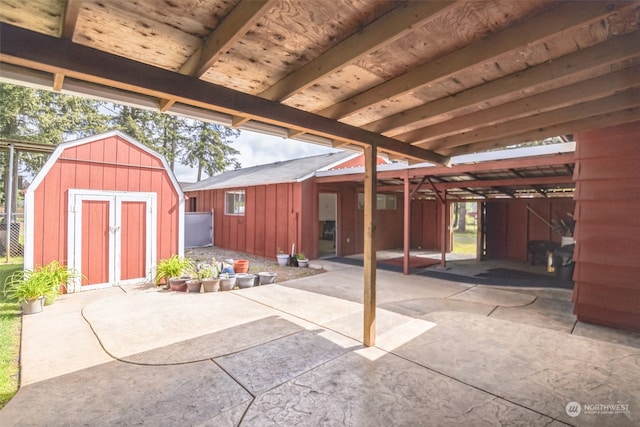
<box><xmin>258</xmin><ymin>272</ymin><xmax>277</xmax><ymax>285</ymax></box>
<box><xmin>169</xmin><ymin>277</ymin><xmax>189</xmax><ymax>292</ymax></box>
<box><xmin>276</xmin><ymin>254</ymin><xmax>289</xmax><ymax>267</ymax></box>
<box><xmin>233</xmin><ymin>259</ymin><xmax>249</xmax><ymax>273</ymax></box>
<box><xmin>186</xmin><ymin>279</ymin><xmax>202</xmax><ymax>293</ymax></box>
<box><xmin>201</xmin><ymin>278</ymin><xmax>220</xmax><ymax>292</ymax></box>
<box><xmin>219</xmin><ymin>275</ymin><xmax>236</xmax><ymax>291</ymax></box>
<box><xmin>236</xmin><ymin>273</ymin><xmax>256</xmax><ymax>289</ymax></box>
<box><xmin>297</xmin><ymin>259</ymin><xmax>309</xmax><ymax>268</ymax></box>
<box><xmin>21</xmin><ymin>297</ymin><xmax>44</xmax><ymax>315</ymax></box>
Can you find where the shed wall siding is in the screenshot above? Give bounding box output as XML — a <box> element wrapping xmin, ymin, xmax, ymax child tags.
<box><xmin>573</xmin><ymin>121</ymin><xmax>640</xmax><ymax>332</ymax></box>
<box><xmin>32</xmin><ymin>135</ymin><xmax>180</xmax><ymax>269</ymax></box>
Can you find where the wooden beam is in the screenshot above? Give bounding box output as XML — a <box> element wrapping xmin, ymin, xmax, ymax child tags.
<box><xmin>363</xmin><ymin>30</ymin><xmax>640</xmax><ymax>136</ymax></box>
<box><xmin>0</xmin><ymin>24</ymin><xmax>449</xmax><ymax>165</ymax></box>
<box><xmin>424</xmin><ymin>89</ymin><xmax>640</xmax><ymax>151</ymax></box>
<box><xmin>180</xmin><ymin>0</ymin><xmax>275</xmax><ymax>77</ymax></box>
<box><xmin>410</xmin><ymin>176</ymin><xmax>428</xmax><ymax>198</ymax></box>
<box><xmin>443</xmin><ymin>107</ymin><xmax>640</xmax><ymax>156</ymax></box>
<box><xmin>61</xmin><ymin>0</ymin><xmax>82</xmax><ymax>39</ymax></box>
<box><xmin>427</xmin><ymin>177</ymin><xmax>445</xmax><ymax>204</ymax></box>
<box><xmin>510</xmin><ymin>168</ymin><xmax>547</xmax><ymax>197</ymax></box>
<box><xmin>403</xmin><ymin>171</ymin><xmax>411</xmax><ymax>275</ymax></box>
<box><xmin>52</xmin><ymin>73</ymin><xmax>64</xmax><ymax>92</ymax></box>
<box><xmin>401</xmin><ymin>66</ymin><xmax>640</xmax><ymax>145</ymax></box>
<box><xmin>232</xmin><ymin>116</ymin><xmax>251</xmax><ymax>127</ymax></box>
<box><xmin>159</xmin><ymin>98</ymin><xmax>176</xmax><ymax>112</ymax></box>
<box><xmin>319</xmin><ymin>1</ymin><xmax>634</xmax><ymax>120</ymax></box>
<box><xmin>314</xmin><ymin>152</ymin><xmax>576</xmax><ymax>184</ymax></box>
<box><xmin>259</xmin><ymin>1</ymin><xmax>455</xmax><ymax>101</ymax></box>
<box><xmin>363</xmin><ymin>144</ymin><xmax>377</xmax><ymax>347</ymax></box>
<box><xmin>440</xmin><ymin>190</ymin><xmax>447</xmax><ymax>269</ymax></box>
<box><xmin>287</xmin><ymin>129</ymin><xmax>306</xmax><ymax>139</ymax></box>
<box><xmin>434</xmin><ymin>175</ymin><xmax>573</xmax><ymax>190</ymax></box>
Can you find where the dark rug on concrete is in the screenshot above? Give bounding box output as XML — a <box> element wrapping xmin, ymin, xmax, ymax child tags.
<box><xmin>417</xmin><ymin>268</ymin><xmax>574</xmax><ymax>289</ymax></box>
<box><xmin>379</xmin><ymin>256</ymin><xmax>441</xmax><ymax>269</ymax></box>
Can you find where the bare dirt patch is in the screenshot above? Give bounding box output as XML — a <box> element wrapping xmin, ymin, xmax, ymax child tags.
<box><xmin>184</xmin><ymin>247</ymin><xmax>324</xmax><ymax>283</ymax></box>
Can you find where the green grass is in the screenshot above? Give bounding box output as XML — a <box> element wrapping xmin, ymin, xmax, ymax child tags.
<box><xmin>0</xmin><ymin>262</ymin><xmax>22</xmax><ymax>409</ymax></box>
<box><xmin>453</xmin><ymin>223</ymin><xmax>478</xmax><ymax>255</ymax></box>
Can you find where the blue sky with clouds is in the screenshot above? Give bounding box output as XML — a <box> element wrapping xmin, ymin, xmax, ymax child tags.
<box><xmin>175</xmin><ymin>129</ymin><xmax>340</xmax><ymax>182</ymax></box>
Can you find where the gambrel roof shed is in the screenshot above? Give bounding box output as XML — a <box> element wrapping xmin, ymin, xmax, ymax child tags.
<box><xmin>24</xmin><ymin>131</ymin><xmax>184</xmax><ymax>291</ymax></box>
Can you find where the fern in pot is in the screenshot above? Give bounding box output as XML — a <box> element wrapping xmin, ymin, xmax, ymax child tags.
<box><xmin>3</xmin><ymin>269</ymin><xmax>51</xmax><ymax>314</ymax></box>
<box><xmin>154</xmin><ymin>255</ymin><xmax>194</xmax><ymax>292</ymax></box>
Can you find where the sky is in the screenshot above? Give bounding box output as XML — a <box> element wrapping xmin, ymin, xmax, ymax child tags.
<box><xmin>174</xmin><ymin>129</ymin><xmax>340</xmax><ymax>183</ymax></box>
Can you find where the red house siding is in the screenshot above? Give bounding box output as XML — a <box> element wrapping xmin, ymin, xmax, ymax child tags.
<box><xmin>485</xmin><ymin>199</ymin><xmax>575</xmax><ymax>262</ymax></box>
<box><xmin>187</xmin><ymin>182</ymin><xmax>313</xmax><ymax>259</ymax></box>
<box><xmin>573</xmin><ymin>121</ymin><xmax>640</xmax><ymax>332</ymax></box>
<box><xmin>29</xmin><ymin>133</ymin><xmax>181</xmax><ymax>286</ymax></box>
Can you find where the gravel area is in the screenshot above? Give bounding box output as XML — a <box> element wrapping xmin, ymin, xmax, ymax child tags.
<box><xmin>184</xmin><ymin>246</ymin><xmax>325</xmax><ymax>283</ymax></box>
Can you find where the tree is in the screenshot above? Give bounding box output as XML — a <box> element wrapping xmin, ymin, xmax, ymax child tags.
<box><xmin>182</xmin><ymin>122</ymin><xmax>240</xmax><ymax>181</ymax></box>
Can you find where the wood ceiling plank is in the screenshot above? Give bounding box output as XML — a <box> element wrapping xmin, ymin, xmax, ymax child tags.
<box><xmin>434</xmin><ymin>175</ymin><xmax>573</xmax><ymax>190</ymax></box>
<box><xmin>426</xmin><ymin>89</ymin><xmax>640</xmax><ymax>151</ymax></box>
<box><xmin>318</xmin><ymin>1</ymin><xmax>634</xmax><ymax>120</ymax></box>
<box><xmin>0</xmin><ymin>23</ymin><xmax>449</xmax><ymax>166</ymax></box>
<box><xmin>259</xmin><ymin>1</ymin><xmax>455</xmax><ymax>101</ymax></box>
<box><xmin>180</xmin><ymin>0</ymin><xmax>276</xmax><ymax>77</ymax></box>
<box><xmin>443</xmin><ymin>107</ymin><xmax>640</xmax><ymax>157</ymax></box>
<box><xmin>365</xmin><ymin>31</ymin><xmax>640</xmax><ymax>135</ymax></box>
<box><xmin>61</xmin><ymin>0</ymin><xmax>82</xmax><ymax>39</ymax></box>
<box><xmin>402</xmin><ymin>65</ymin><xmax>640</xmax><ymax>145</ymax></box>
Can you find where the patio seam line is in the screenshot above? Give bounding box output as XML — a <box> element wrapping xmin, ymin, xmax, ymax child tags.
<box><xmin>444</xmin><ymin>284</ymin><xmax>477</xmax><ymax>299</ymax></box>
<box><xmin>383</xmin><ymin>348</ymin><xmax>575</xmax><ymax>427</ymax></box>
<box><xmin>569</xmin><ymin>318</ymin><xmax>579</xmax><ymax>335</ymax></box>
<box><xmin>80</xmin><ymin>296</ymin><xmax>312</xmax><ymax>366</ymax></box>
<box><xmin>231</xmin><ymin>290</ymin><xmax>366</xmax><ymax>345</ymax></box>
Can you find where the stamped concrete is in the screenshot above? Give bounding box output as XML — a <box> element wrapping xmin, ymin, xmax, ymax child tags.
<box><xmin>2</xmin><ymin>261</ymin><xmax>639</xmax><ymax>427</ymax></box>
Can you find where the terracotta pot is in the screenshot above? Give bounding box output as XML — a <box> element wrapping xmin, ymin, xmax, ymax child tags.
<box><xmin>201</xmin><ymin>278</ymin><xmax>220</xmax><ymax>292</ymax></box>
<box><xmin>233</xmin><ymin>259</ymin><xmax>249</xmax><ymax>273</ymax></box>
<box><xmin>169</xmin><ymin>277</ymin><xmax>188</xmax><ymax>292</ymax></box>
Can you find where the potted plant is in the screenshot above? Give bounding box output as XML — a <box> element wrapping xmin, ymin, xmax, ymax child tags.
<box><xmin>296</xmin><ymin>253</ymin><xmax>309</xmax><ymax>268</ymax></box>
<box><xmin>3</xmin><ymin>268</ymin><xmax>51</xmax><ymax>314</ymax></box>
<box><xmin>219</xmin><ymin>272</ymin><xmax>236</xmax><ymax>291</ymax></box>
<box><xmin>154</xmin><ymin>255</ymin><xmax>194</xmax><ymax>292</ymax></box>
<box><xmin>198</xmin><ymin>264</ymin><xmax>220</xmax><ymax>292</ymax></box>
<box><xmin>236</xmin><ymin>273</ymin><xmax>256</xmax><ymax>288</ymax></box>
<box><xmin>276</xmin><ymin>248</ymin><xmax>289</xmax><ymax>267</ymax></box>
<box><xmin>40</xmin><ymin>260</ymin><xmax>80</xmax><ymax>305</ymax></box>
<box><xmin>258</xmin><ymin>271</ymin><xmax>277</xmax><ymax>285</ymax></box>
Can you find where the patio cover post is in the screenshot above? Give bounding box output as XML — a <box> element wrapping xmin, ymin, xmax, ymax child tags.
<box><xmin>403</xmin><ymin>170</ymin><xmax>410</xmax><ymax>275</ymax></box>
<box><xmin>440</xmin><ymin>190</ymin><xmax>447</xmax><ymax>269</ymax></box>
<box><xmin>363</xmin><ymin>143</ymin><xmax>377</xmax><ymax>347</ymax></box>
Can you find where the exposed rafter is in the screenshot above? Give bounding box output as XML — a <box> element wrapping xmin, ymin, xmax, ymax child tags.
<box><xmin>0</xmin><ymin>24</ymin><xmax>448</xmax><ymax>165</ymax></box>
<box><xmin>61</xmin><ymin>0</ymin><xmax>82</xmax><ymax>39</ymax></box>
<box><xmin>400</xmin><ymin>66</ymin><xmax>640</xmax><ymax>146</ymax></box>
<box><xmin>259</xmin><ymin>1</ymin><xmax>455</xmax><ymax>102</ymax></box>
<box><xmin>318</xmin><ymin>1</ymin><xmax>634</xmax><ymax>120</ymax></box>
<box><xmin>179</xmin><ymin>0</ymin><xmax>276</xmax><ymax>78</ymax></box>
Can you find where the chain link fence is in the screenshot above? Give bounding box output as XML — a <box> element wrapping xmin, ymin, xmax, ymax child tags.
<box><xmin>0</xmin><ymin>212</ymin><xmax>24</xmax><ymax>259</ymax></box>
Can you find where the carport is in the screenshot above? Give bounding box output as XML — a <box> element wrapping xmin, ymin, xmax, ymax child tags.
<box><xmin>1</xmin><ymin>1</ymin><xmax>638</xmax><ymax>338</ymax></box>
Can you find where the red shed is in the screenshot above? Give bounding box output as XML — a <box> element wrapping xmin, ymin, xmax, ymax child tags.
<box><xmin>24</xmin><ymin>131</ymin><xmax>184</xmax><ymax>292</ymax></box>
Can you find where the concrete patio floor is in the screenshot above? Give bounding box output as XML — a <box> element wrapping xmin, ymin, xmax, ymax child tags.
<box><xmin>1</xmin><ymin>261</ymin><xmax>639</xmax><ymax>426</ymax></box>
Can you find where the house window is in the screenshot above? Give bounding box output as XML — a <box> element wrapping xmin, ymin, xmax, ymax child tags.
<box><xmin>225</xmin><ymin>190</ymin><xmax>245</xmax><ymax>215</ymax></box>
<box><xmin>357</xmin><ymin>193</ymin><xmax>397</xmax><ymax>210</ymax></box>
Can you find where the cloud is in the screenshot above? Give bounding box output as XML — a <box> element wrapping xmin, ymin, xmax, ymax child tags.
<box><xmin>174</xmin><ymin>130</ymin><xmax>340</xmax><ymax>182</ymax></box>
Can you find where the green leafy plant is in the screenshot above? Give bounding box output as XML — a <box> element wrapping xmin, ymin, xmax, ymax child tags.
<box><xmin>3</xmin><ymin>261</ymin><xmax>81</xmax><ymax>303</ymax></box>
<box><xmin>3</xmin><ymin>269</ymin><xmax>51</xmax><ymax>303</ymax></box>
<box><xmin>296</xmin><ymin>253</ymin><xmax>307</xmax><ymax>260</ymax></box>
<box><xmin>154</xmin><ymin>255</ymin><xmax>194</xmax><ymax>285</ymax></box>
<box><xmin>196</xmin><ymin>264</ymin><xmax>219</xmax><ymax>280</ymax></box>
